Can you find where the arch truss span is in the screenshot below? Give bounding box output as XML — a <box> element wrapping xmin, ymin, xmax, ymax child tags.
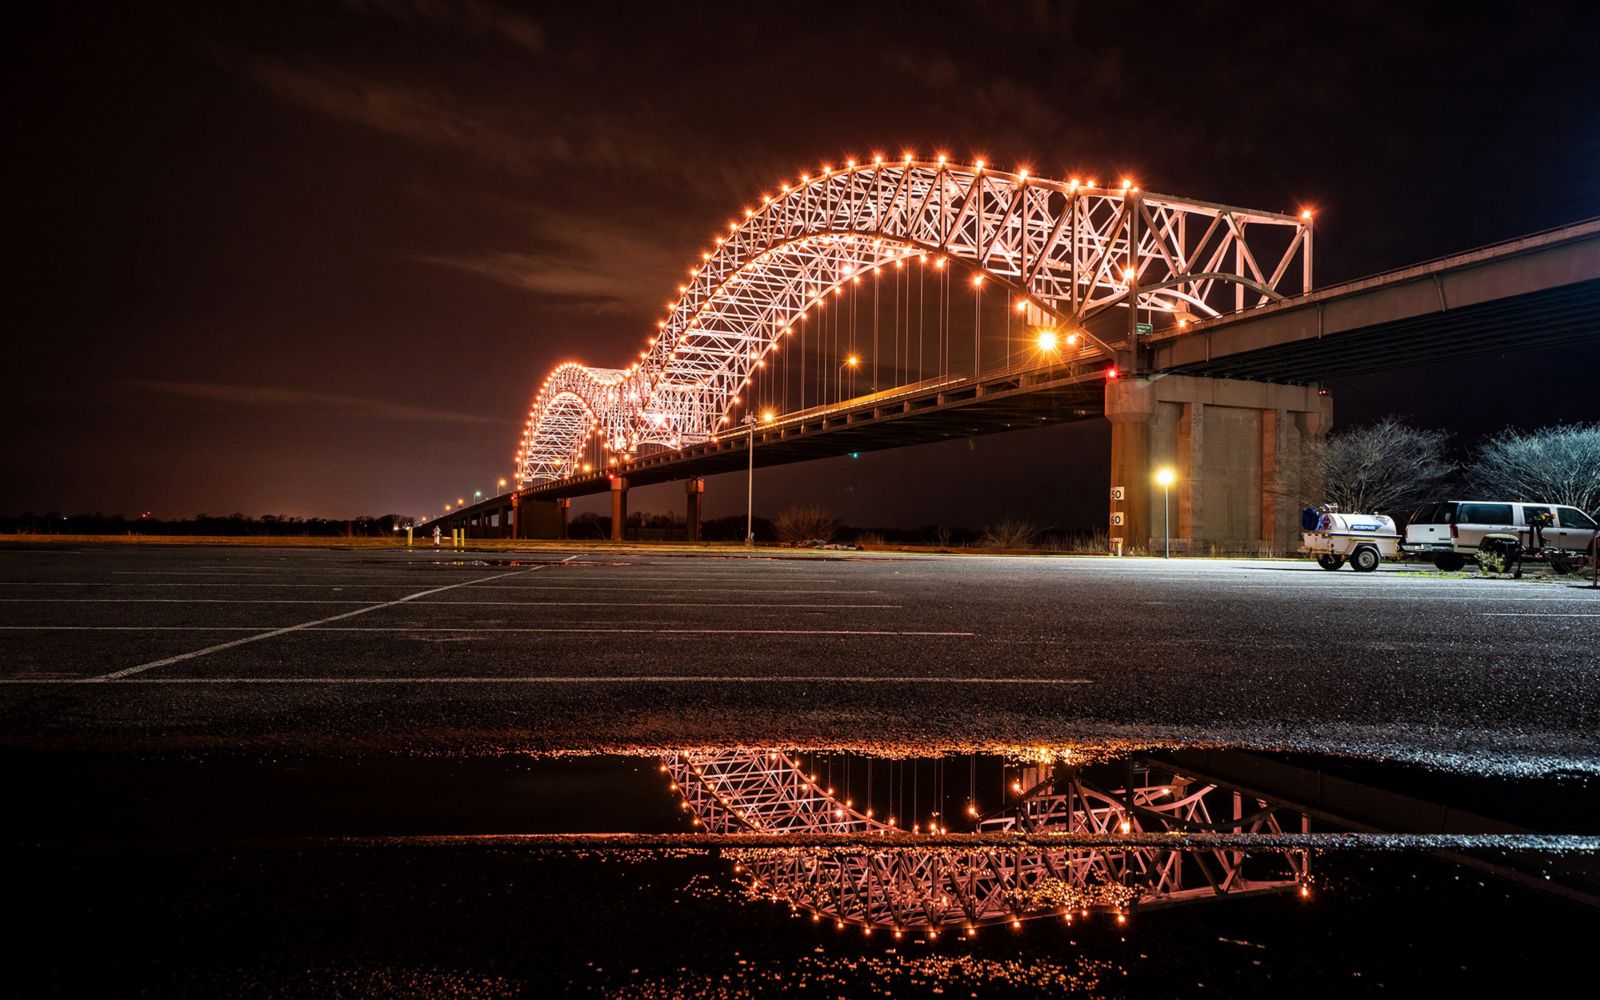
<box><xmin>665</xmin><ymin>750</ymin><xmax>1311</xmax><ymax>933</ymax></box>
<box><xmin>518</xmin><ymin>158</ymin><xmax>1313</xmax><ymax>486</ymax></box>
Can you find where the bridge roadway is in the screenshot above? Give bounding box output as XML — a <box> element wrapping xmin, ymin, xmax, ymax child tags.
<box><xmin>444</xmin><ymin>217</ymin><xmax>1599</xmax><ymax>530</ymax></box>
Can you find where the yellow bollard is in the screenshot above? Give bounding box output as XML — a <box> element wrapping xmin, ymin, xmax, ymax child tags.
<box><xmin>406</xmin><ymin>525</ymin><xmax>413</xmax><ymax>548</ymax></box>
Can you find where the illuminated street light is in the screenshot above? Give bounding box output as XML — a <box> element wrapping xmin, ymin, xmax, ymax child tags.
<box><xmin>1036</xmin><ymin>329</ymin><xmax>1059</xmax><ymax>353</ymax></box>
<box><xmin>744</xmin><ymin>414</ymin><xmax>758</xmax><ymax>547</ymax></box>
<box><xmin>1156</xmin><ymin>467</ymin><xmax>1177</xmax><ymax>558</ymax></box>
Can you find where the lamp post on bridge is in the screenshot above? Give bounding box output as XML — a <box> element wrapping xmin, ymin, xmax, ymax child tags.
<box><xmin>744</xmin><ymin>414</ymin><xmax>757</xmax><ymax>547</ymax></box>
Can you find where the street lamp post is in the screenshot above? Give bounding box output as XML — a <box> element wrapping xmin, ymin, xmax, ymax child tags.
<box><xmin>1156</xmin><ymin>467</ymin><xmax>1176</xmax><ymax>558</ymax></box>
<box><xmin>745</xmin><ymin>414</ymin><xmax>757</xmax><ymax>547</ymax></box>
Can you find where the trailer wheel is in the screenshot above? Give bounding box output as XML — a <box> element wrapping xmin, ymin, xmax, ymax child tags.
<box><xmin>1350</xmin><ymin>546</ymin><xmax>1381</xmax><ymax>573</ymax></box>
<box><xmin>1434</xmin><ymin>553</ymin><xmax>1466</xmax><ymax>572</ymax></box>
<box><xmin>1316</xmin><ymin>554</ymin><xmax>1344</xmax><ymax>571</ymax></box>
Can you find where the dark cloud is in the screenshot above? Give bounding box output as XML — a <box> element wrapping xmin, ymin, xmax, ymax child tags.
<box><xmin>128</xmin><ymin>381</ymin><xmax>511</xmax><ymax>426</ymax></box>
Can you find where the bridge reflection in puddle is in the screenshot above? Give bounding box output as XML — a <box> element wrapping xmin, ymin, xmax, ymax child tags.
<box><xmin>666</xmin><ymin>749</ymin><xmax>1311</xmax><ymax>936</ymax></box>
<box><xmin>9</xmin><ymin>743</ymin><xmax>1598</xmax><ymax>995</ymax></box>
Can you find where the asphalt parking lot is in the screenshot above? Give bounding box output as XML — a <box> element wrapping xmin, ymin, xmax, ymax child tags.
<box><xmin>1</xmin><ymin>543</ymin><xmax>1597</xmax><ymax>773</ymax></box>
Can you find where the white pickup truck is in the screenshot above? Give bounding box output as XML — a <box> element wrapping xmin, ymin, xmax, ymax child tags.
<box><xmin>1402</xmin><ymin>500</ymin><xmax>1598</xmax><ymax>571</ymax></box>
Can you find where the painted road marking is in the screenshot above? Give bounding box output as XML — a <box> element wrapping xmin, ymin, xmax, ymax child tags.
<box><xmin>0</xmin><ymin>675</ymin><xmax>1081</xmax><ymax>686</ymax></box>
<box><xmin>89</xmin><ymin>557</ymin><xmax>580</xmax><ymax>681</ymax></box>
<box><xmin>3</xmin><ymin>623</ymin><xmax>939</xmax><ymax>632</ymax></box>
<box><xmin>0</xmin><ymin>599</ymin><xmax>897</xmax><ymax>609</ymax></box>
<box><xmin>1480</xmin><ymin>612</ymin><xmax>1600</xmax><ymax>617</ymax></box>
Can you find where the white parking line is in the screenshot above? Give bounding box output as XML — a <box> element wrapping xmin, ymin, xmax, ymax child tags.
<box><xmin>1480</xmin><ymin>612</ymin><xmax>1600</xmax><ymax>618</ymax></box>
<box><xmin>0</xmin><ymin>599</ymin><xmax>896</xmax><ymax>608</ymax></box>
<box><xmin>0</xmin><ymin>674</ymin><xmax>1081</xmax><ymax>686</ymax></box>
<box><xmin>89</xmin><ymin>559</ymin><xmax>577</xmax><ymax>681</ymax></box>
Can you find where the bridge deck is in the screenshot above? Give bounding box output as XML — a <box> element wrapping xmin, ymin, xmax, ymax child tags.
<box><xmin>1151</xmin><ymin>217</ymin><xmax>1600</xmax><ymax>382</ymax></box>
<box><xmin>525</xmin><ymin>364</ymin><xmax>1110</xmax><ymax>501</ymax></box>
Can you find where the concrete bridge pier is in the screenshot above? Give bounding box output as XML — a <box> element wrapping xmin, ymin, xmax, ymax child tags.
<box><xmin>1106</xmin><ymin>374</ymin><xmax>1332</xmax><ymax>556</ymax></box>
<box><xmin>686</xmin><ymin>478</ymin><xmax>704</xmax><ymax>542</ymax></box>
<box><xmin>610</xmin><ymin>477</ymin><xmax>628</xmax><ymax>542</ymax></box>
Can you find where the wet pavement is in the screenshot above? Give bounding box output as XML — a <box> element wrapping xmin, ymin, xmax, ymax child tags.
<box><xmin>1</xmin><ymin>544</ymin><xmax>1598</xmax><ymax>772</ymax></box>
<box><xmin>2</xmin><ymin>543</ymin><xmax>1598</xmax><ymax>995</ymax></box>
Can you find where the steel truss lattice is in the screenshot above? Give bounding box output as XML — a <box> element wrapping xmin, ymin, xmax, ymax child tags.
<box><xmin>518</xmin><ymin>161</ymin><xmax>1312</xmax><ymax>486</ymax></box>
<box><xmin>665</xmin><ymin>750</ymin><xmax>1310</xmax><ymax>932</ymax></box>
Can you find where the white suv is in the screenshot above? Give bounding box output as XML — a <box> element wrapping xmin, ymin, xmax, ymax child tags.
<box><xmin>1403</xmin><ymin>500</ymin><xmax>1598</xmax><ymax>571</ymax></box>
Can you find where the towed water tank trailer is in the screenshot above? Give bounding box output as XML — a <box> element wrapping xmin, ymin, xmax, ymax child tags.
<box><xmin>1299</xmin><ymin>507</ymin><xmax>1400</xmax><ymax>572</ymax></box>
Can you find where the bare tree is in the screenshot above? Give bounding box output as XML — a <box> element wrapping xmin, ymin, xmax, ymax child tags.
<box><xmin>1467</xmin><ymin>422</ymin><xmax>1600</xmax><ymax>513</ymax></box>
<box><xmin>772</xmin><ymin>504</ymin><xmax>838</xmax><ymax>544</ymax></box>
<box><xmin>1314</xmin><ymin>417</ymin><xmax>1454</xmax><ymax>515</ymax></box>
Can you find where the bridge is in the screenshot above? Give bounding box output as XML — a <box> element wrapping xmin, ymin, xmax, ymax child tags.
<box><xmin>664</xmin><ymin>749</ymin><xmax>1310</xmax><ymax>933</ymax></box>
<box><xmin>429</xmin><ymin>154</ymin><xmax>1600</xmax><ymax>551</ymax></box>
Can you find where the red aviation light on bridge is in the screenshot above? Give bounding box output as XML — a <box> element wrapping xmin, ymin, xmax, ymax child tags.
<box><xmin>1106</xmin><ymin>366</ymin><xmax>1120</xmax><ymax>380</ymax></box>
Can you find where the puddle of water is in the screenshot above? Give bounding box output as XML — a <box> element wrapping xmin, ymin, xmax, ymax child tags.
<box><xmin>6</xmin><ymin>747</ymin><xmax>1597</xmax><ymax>995</ymax></box>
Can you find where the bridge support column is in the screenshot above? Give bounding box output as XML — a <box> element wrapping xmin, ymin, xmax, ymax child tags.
<box><xmin>558</xmin><ymin>498</ymin><xmax>570</xmax><ymax>540</ymax></box>
<box><xmin>1106</xmin><ymin>375</ymin><xmax>1331</xmax><ymax>555</ymax></box>
<box><xmin>610</xmin><ymin>478</ymin><xmax>628</xmax><ymax>542</ymax></box>
<box><xmin>509</xmin><ymin>494</ymin><xmax>520</xmax><ymax>539</ymax></box>
<box><xmin>685</xmin><ymin>478</ymin><xmax>704</xmax><ymax>542</ymax></box>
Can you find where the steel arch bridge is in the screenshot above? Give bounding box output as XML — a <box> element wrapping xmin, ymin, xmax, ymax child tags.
<box><xmin>515</xmin><ymin>158</ymin><xmax>1312</xmax><ymax>486</ymax></box>
<box><xmin>664</xmin><ymin>750</ymin><xmax>1309</xmax><ymax>934</ymax></box>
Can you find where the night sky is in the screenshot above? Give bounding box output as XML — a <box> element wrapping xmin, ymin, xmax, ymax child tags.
<box><xmin>6</xmin><ymin>2</ymin><xmax>1597</xmax><ymax>529</ymax></box>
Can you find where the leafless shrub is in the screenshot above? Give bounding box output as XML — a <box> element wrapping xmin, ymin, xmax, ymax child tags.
<box><xmin>1037</xmin><ymin>528</ymin><xmax>1110</xmax><ymax>553</ymax></box>
<box><xmin>854</xmin><ymin>531</ymin><xmax>884</xmax><ymax>548</ymax></box>
<box><xmin>1467</xmin><ymin>422</ymin><xmax>1600</xmax><ymax>513</ymax></box>
<box><xmin>932</xmin><ymin>525</ymin><xmax>951</xmax><ymax>548</ymax></box>
<box><xmin>980</xmin><ymin>517</ymin><xmax>1037</xmax><ymax>549</ymax></box>
<box><xmin>772</xmin><ymin>505</ymin><xmax>837</xmax><ymax>544</ymax></box>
